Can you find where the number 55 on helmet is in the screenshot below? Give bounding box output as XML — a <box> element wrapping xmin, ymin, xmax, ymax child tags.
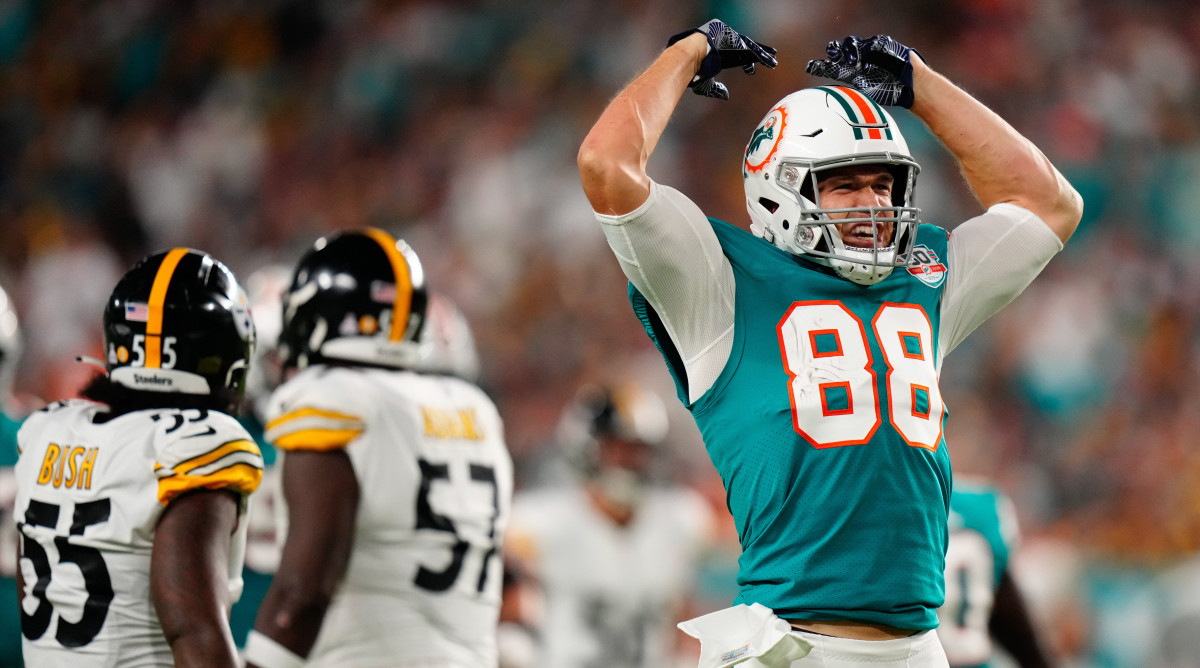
<box><xmin>103</xmin><ymin>248</ymin><xmax>256</xmax><ymax>399</ymax></box>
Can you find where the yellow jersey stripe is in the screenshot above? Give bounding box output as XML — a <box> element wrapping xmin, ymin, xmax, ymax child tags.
<box><xmin>145</xmin><ymin>247</ymin><xmax>189</xmax><ymax>368</ymax></box>
<box><xmin>157</xmin><ymin>463</ymin><xmax>264</xmax><ymax>505</ymax></box>
<box><xmin>169</xmin><ymin>439</ymin><xmax>261</xmax><ymax>476</ymax></box>
<box><xmin>265</xmin><ymin>407</ymin><xmax>364</xmax><ymax>431</ymax></box>
<box><xmin>274</xmin><ymin>427</ymin><xmax>363</xmax><ymax>451</ymax></box>
<box><xmin>364</xmin><ymin>227</ymin><xmax>412</xmax><ymax>341</ymax></box>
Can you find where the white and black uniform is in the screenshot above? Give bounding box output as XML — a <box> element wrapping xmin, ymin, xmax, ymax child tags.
<box><xmin>265</xmin><ymin>365</ymin><xmax>514</xmax><ymax>667</ymax></box>
<box><xmin>15</xmin><ymin>399</ymin><xmax>262</xmax><ymax>667</ymax></box>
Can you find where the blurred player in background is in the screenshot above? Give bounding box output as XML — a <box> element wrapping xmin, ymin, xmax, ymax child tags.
<box><xmin>504</xmin><ymin>383</ymin><xmax>714</xmax><ymax>668</ymax></box>
<box><xmin>245</xmin><ymin>229</ymin><xmax>513</xmax><ymax>668</ymax></box>
<box><xmin>0</xmin><ymin>282</ymin><xmax>26</xmax><ymax>666</ymax></box>
<box><xmin>938</xmin><ymin>479</ymin><xmax>1053</xmax><ymax>667</ymax></box>
<box><xmin>229</xmin><ymin>263</ymin><xmax>293</xmax><ymax>649</ymax></box>
<box><xmin>14</xmin><ymin>248</ymin><xmax>262</xmax><ymax>666</ymax></box>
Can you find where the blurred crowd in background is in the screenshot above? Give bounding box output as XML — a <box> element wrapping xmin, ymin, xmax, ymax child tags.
<box><xmin>1</xmin><ymin>0</ymin><xmax>1200</xmax><ymax>665</ymax></box>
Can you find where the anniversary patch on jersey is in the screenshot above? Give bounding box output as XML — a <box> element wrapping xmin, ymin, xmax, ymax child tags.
<box><xmin>906</xmin><ymin>244</ymin><xmax>947</xmax><ymax>288</ymax></box>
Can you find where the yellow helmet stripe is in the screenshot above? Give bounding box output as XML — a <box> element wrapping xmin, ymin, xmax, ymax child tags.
<box><xmin>145</xmin><ymin>248</ymin><xmax>189</xmax><ymax>368</ymax></box>
<box><xmin>363</xmin><ymin>228</ymin><xmax>412</xmax><ymax>341</ymax></box>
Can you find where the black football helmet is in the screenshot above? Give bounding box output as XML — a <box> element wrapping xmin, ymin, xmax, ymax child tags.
<box><xmin>103</xmin><ymin>248</ymin><xmax>256</xmax><ymax>396</ymax></box>
<box><xmin>556</xmin><ymin>383</ymin><xmax>670</xmax><ymax>511</ymax></box>
<box><xmin>557</xmin><ymin>383</ymin><xmax>669</xmax><ymax>472</ymax></box>
<box><xmin>280</xmin><ymin>228</ymin><xmax>428</xmax><ymax>371</ymax></box>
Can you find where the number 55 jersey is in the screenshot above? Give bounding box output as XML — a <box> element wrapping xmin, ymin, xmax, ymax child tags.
<box><xmin>14</xmin><ymin>399</ymin><xmax>263</xmax><ymax>666</ymax></box>
<box><xmin>264</xmin><ymin>365</ymin><xmax>514</xmax><ymax>667</ymax></box>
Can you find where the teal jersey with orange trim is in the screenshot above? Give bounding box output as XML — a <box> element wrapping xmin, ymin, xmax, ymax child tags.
<box><xmin>0</xmin><ymin>410</ymin><xmax>23</xmax><ymax>666</ymax></box>
<box><xmin>939</xmin><ymin>481</ymin><xmax>1018</xmax><ymax>667</ymax></box>
<box><xmin>630</xmin><ymin>218</ymin><xmax>952</xmax><ymax>630</ymax></box>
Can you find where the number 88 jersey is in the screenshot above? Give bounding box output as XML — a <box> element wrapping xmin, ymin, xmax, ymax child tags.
<box><xmin>264</xmin><ymin>365</ymin><xmax>513</xmax><ymax>667</ymax></box>
<box><xmin>14</xmin><ymin>399</ymin><xmax>262</xmax><ymax>667</ymax></box>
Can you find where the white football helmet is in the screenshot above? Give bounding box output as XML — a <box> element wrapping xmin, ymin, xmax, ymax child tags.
<box><xmin>411</xmin><ymin>292</ymin><xmax>481</xmax><ymax>383</ymax></box>
<box><xmin>0</xmin><ymin>282</ymin><xmax>22</xmax><ymax>404</ymax></box>
<box><xmin>743</xmin><ymin>85</ymin><xmax>922</xmax><ymax>285</ymax></box>
<box><xmin>243</xmin><ymin>263</ymin><xmax>292</xmax><ymax>412</ymax></box>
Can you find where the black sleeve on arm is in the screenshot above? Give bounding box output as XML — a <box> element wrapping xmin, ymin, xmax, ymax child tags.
<box><xmin>151</xmin><ymin>488</ymin><xmax>242</xmax><ymax>668</ymax></box>
<box><xmin>989</xmin><ymin>569</ymin><xmax>1054</xmax><ymax>668</ymax></box>
<box><xmin>248</xmin><ymin>448</ymin><xmax>360</xmax><ymax>660</ymax></box>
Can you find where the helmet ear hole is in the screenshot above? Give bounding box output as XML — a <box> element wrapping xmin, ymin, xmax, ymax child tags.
<box><xmin>758</xmin><ymin>197</ymin><xmax>779</xmax><ymax>213</ymax></box>
<box><xmin>886</xmin><ymin>165</ymin><xmax>910</xmax><ymax>206</ymax></box>
<box><xmin>799</xmin><ymin>180</ymin><xmax>815</xmax><ymax>203</ymax></box>
<box><xmin>782</xmin><ymin>220</ymin><xmax>790</xmax><ymax>230</ymax></box>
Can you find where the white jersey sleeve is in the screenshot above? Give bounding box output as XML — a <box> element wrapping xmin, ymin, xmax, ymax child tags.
<box><xmin>152</xmin><ymin>408</ymin><xmax>264</xmax><ymax>505</ymax></box>
<box><xmin>939</xmin><ymin>203</ymin><xmax>1063</xmax><ymax>359</ymax></box>
<box><xmin>264</xmin><ymin>369</ymin><xmax>366</xmax><ymax>454</ymax></box>
<box><xmin>14</xmin><ymin>400</ymin><xmax>261</xmax><ymax>667</ymax></box>
<box><xmin>596</xmin><ymin>180</ymin><xmax>736</xmax><ymax>402</ymax></box>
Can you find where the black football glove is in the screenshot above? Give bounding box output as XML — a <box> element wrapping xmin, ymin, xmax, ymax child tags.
<box><xmin>667</xmin><ymin>19</ymin><xmax>778</xmax><ymax>100</ymax></box>
<box><xmin>805</xmin><ymin>35</ymin><xmax>921</xmax><ymax>108</ymax></box>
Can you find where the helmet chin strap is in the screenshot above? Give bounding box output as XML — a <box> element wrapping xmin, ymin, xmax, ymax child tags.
<box><xmin>827</xmin><ymin>239</ymin><xmax>897</xmax><ymax>285</ymax></box>
<box><xmin>831</xmin><ymin>257</ymin><xmax>895</xmax><ymax>285</ymax></box>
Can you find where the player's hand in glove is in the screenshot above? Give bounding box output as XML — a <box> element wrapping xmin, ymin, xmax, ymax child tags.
<box><xmin>805</xmin><ymin>35</ymin><xmax>921</xmax><ymax>108</ymax></box>
<box><xmin>668</xmin><ymin>19</ymin><xmax>777</xmax><ymax>100</ymax></box>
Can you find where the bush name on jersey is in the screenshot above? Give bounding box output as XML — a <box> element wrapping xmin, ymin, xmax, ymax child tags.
<box><xmin>906</xmin><ymin>244</ymin><xmax>947</xmax><ymax>287</ymax></box>
<box><xmin>34</xmin><ymin>443</ymin><xmax>100</xmax><ymax>490</ymax></box>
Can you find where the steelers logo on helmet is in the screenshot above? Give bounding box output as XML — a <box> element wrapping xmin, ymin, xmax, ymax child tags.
<box><xmin>103</xmin><ymin>248</ymin><xmax>257</xmax><ymax>396</ymax></box>
<box><xmin>743</xmin><ymin>86</ymin><xmax>923</xmax><ymax>286</ymax></box>
<box><xmin>279</xmin><ymin>228</ymin><xmax>428</xmax><ymax>371</ymax></box>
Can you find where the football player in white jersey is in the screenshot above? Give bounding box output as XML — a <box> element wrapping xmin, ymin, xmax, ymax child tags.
<box><xmin>13</xmin><ymin>248</ymin><xmax>263</xmax><ymax>667</ymax></box>
<box><xmin>244</xmin><ymin>229</ymin><xmax>514</xmax><ymax>668</ymax></box>
<box><xmin>504</xmin><ymin>383</ymin><xmax>714</xmax><ymax>668</ymax></box>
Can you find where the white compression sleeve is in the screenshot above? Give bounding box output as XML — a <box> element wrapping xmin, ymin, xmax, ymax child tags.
<box><xmin>939</xmin><ymin>202</ymin><xmax>1064</xmax><ymax>360</ymax></box>
<box><xmin>595</xmin><ymin>181</ymin><xmax>736</xmax><ymax>402</ymax></box>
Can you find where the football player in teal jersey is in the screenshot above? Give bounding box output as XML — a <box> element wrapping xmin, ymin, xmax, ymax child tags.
<box><xmin>578</xmin><ymin>20</ymin><xmax>1082</xmax><ymax>667</ymax></box>
<box><xmin>939</xmin><ymin>480</ymin><xmax>1052</xmax><ymax>667</ymax></box>
<box><xmin>0</xmin><ymin>282</ymin><xmax>25</xmax><ymax>666</ymax></box>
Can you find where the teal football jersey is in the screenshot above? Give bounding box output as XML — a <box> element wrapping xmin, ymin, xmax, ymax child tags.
<box><xmin>631</xmin><ymin>219</ymin><xmax>952</xmax><ymax>630</ymax></box>
<box><xmin>940</xmin><ymin>481</ymin><xmax>1018</xmax><ymax>667</ymax></box>
<box><xmin>1</xmin><ymin>411</ymin><xmax>23</xmax><ymax>666</ymax></box>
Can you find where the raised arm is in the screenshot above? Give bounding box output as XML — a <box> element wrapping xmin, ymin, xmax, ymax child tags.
<box><xmin>907</xmin><ymin>55</ymin><xmax>1082</xmax><ymax>243</ymax></box>
<box><xmin>578</xmin><ymin>20</ymin><xmax>776</xmax><ymax>216</ymax></box>
<box><xmin>807</xmin><ymin>35</ymin><xmax>1083</xmax><ymax>244</ymax></box>
<box><xmin>578</xmin><ymin>34</ymin><xmax>708</xmax><ymax>216</ymax></box>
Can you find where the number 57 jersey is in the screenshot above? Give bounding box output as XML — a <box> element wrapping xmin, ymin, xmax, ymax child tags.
<box><xmin>14</xmin><ymin>399</ymin><xmax>263</xmax><ymax>667</ymax></box>
<box><xmin>265</xmin><ymin>365</ymin><xmax>514</xmax><ymax>667</ymax></box>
